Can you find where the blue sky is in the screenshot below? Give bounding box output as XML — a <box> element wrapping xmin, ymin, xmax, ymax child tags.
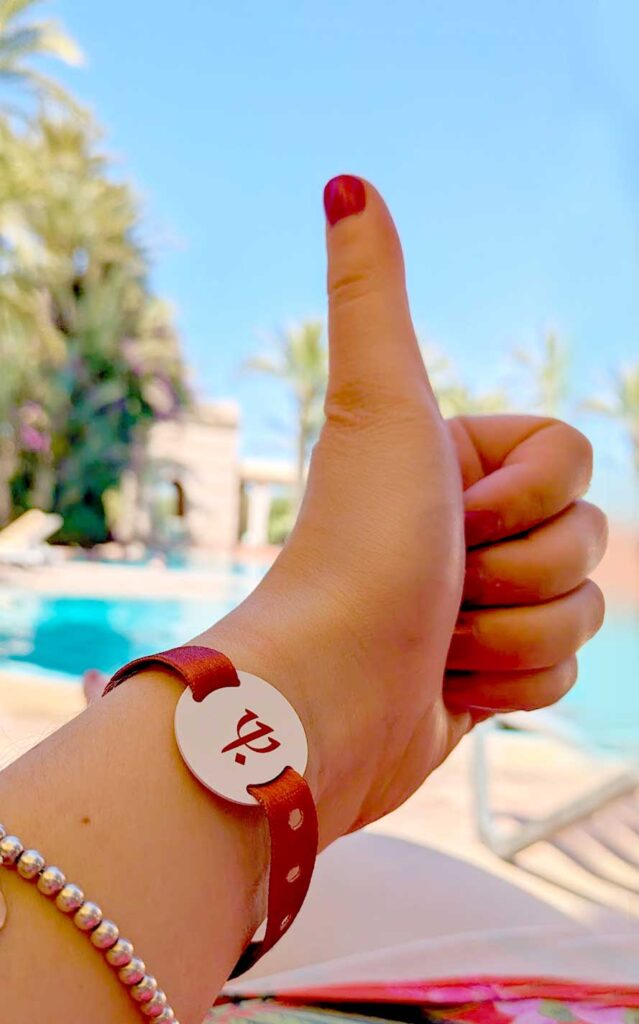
<box><xmin>51</xmin><ymin>0</ymin><xmax>639</xmax><ymax>518</ymax></box>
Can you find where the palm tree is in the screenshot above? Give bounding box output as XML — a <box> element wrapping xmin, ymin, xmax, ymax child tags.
<box><xmin>0</xmin><ymin>0</ymin><xmax>83</xmax><ymax>114</ymax></box>
<box><xmin>0</xmin><ymin>0</ymin><xmax>85</xmax><ymax>517</ymax></box>
<box><xmin>585</xmin><ymin>363</ymin><xmax>639</xmax><ymax>478</ymax></box>
<box><xmin>0</xmin><ymin>7</ymin><xmax>187</xmax><ymax>539</ymax></box>
<box><xmin>419</xmin><ymin>341</ymin><xmax>509</xmax><ymax>418</ymax></box>
<box><xmin>245</xmin><ymin>320</ymin><xmax>328</xmax><ymax>504</ymax></box>
<box><xmin>511</xmin><ymin>330</ymin><xmax>570</xmax><ymax>416</ymax></box>
<box><xmin>1</xmin><ymin>113</ymin><xmax>188</xmax><ymax>538</ymax></box>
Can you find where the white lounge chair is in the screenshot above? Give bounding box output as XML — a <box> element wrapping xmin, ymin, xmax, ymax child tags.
<box><xmin>0</xmin><ymin>509</ymin><xmax>63</xmax><ymax>568</ymax></box>
<box><xmin>472</xmin><ymin>716</ymin><xmax>639</xmax><ymax>912</ymax></box>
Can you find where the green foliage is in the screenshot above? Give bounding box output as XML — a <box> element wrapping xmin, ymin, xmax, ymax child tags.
<box><xmin>0</xmin><ymin>0</ymin><xmax>84</xmax><ymax>118</ymax></box>
<box><xmin>268</xmin><ymin>494</ymin><xmax>296</xmax><ymax>545</ymax></box>
<box><xmin>420</xmin><ymin>341</ymin><xmax>510</xmax><ymax>417</ymax></box>
<box><xmin>584</xmin><ymin>363</ymin><xmax>639</xmax><ymax>477</ymax></box>
<box><xmin>511</xmin><ymin>330</ymin><xmax>570</xmax><ymax>416</ymax></box>
<box><xmin>0</xmin><ymin>8</ymin><xmax>188</xmax><ymax>542</ymax></box>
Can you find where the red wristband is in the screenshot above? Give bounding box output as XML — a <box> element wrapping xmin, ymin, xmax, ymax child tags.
<box><xmin>103</xmin><ymin>645</ymin><xmax>318</xmax><ymax>978</ymax></box>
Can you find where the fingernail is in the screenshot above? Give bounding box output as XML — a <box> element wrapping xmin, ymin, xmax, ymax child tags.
<box><xmin>469</xmin><ymin>708</ymin><xmax>497</xmax><ymax>724</ymax></box>
<box><xmin>463</xmin><ymin>565</ymin><xmax>486</xmax><ymax>603</ymax></box>
<box><xmin>323</xmin><ymin>175</ymin><xmax>366</xmax><ymax>226</ymax></box>
<box><xmin>470</xmin><ymin>704</ymin><xmax>516</xmax><ymax>714</ymax></box>
<box><xmin>447</xmin><ymin>620</ymin><xmax>476</xmax><ymax>665</ymax></box>
<box><xmin>464</xmin><ymin>509</ymin><xmax>503</xmax><ymax>547</ymax></box>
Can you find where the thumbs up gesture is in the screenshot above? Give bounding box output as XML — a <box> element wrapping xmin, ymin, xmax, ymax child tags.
<box><xmin>202</xmin><ymin>176</ymin><xmax>606</xmax><ymax>846</ymax></box>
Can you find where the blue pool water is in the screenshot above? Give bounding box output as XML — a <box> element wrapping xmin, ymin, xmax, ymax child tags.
<box><xmin>71</xmin><ymin>551</ymin><xmax>267</xmax><ymax>576</ymax></box>
<box><xmin>0</xmin><ymin>585</ymin><xmax>637</xmax><ymax>754</ymax></box>
<box><xmin>0</xmin><ymin>592</ymin><xmax>241</xmax><ymax>679</ymax></box>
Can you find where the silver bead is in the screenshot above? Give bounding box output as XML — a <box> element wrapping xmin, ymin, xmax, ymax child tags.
<box><xmin>153</xmin><ymin>1011</ymin><xmax>175</xmax><ymax>1023</ymax></box>
<box><xmin>105</xmin><ymin>937</ymin><xmax>134</xmax><ymax>966</ymax></box>
<box><xmin>0</xmin><ymin>824</ymin><xmax>6</xmax><ymax>840</ymax></box>
<box><xmin>131</xmin><ymin>974</ymin><xmax>157</xmax><ymax>1003</ymax></box>
<box><xmin>73</xmin><ymin>900</ymin><xmax>102</xmax><ymax>931</ymax></box>
<box><xmin>0</xmin><ymin>835</ymin><xmax>23</xmax><ymax>865</ymax></box>
<box><xmin>37</xmin><ymin>865</ymin><xmax>66</xmax><ymax>896</ymax></box>
<box><xmin>55</xmin><ymin>883</ymin><xmax>84</xmax><ymax>913</ymax></box>
<box><xmin>118</xmin><ymin>956</ymin><xmax>146</xmax><ymax>985</ymax></box>
<box><xmin>90</xmin><ymin>918</ymin><xmax>119</xmax><ymax>949</ymax></box>
<box><xmin>17</xmin><ymin>849</ymin><xmax>45</xmax><ymax>880</ymax></box>
<box><xmin>141</xmin><ymin>991</ymin><xmax>168</xmax><ymax>1017</ymax></box>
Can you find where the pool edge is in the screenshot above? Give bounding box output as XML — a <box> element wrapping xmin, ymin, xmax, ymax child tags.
<box><xmin>0</xmin><ymin>670</ymin><xmax>84</xmax><ymax>720</ymax></box>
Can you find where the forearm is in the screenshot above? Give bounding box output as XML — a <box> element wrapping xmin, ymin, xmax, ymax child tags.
<box><xmin>0</xmin><ymin>667</ymin><xmax>271</xmax><ymax>1022</ymax></box>
<box><xmin>0</xmin><ymin>585</ymin><xmax>352</xmax><ymax>1024</ymax></box>
<box><xmin>0</xmin><ymin>573</ymin><xmax>368</xmax><ymax>1024</ymax></box>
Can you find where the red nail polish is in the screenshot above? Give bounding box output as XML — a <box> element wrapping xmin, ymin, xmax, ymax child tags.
<box><xmin>469</xmin><ymin>709</ymin><xmax>496</xmax><ymax>725</ymax></box>
<box><xmin>463</xmin><ymin>564</ymin><xmax>485</xmax><ymax>603</ymax></box>
<box><xmin>323</xmin><ymin>175</ymin><xmax>366</xmax><ymax>226</ymax></box>
<box><xmin>447</xmin><ymin>620</ymin><xmax>475</xmax><ymax>669</ymax></box>
<box><xmin>464</xmin><ymin>509</ymin><xmax>503</xmax><ymax>547</ymax></box>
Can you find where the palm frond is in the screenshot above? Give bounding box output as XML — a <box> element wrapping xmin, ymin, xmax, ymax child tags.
<box><xmin>585</xmin><ymin>363</ymin><xmax>639</xmax><ymax>476</ymax></box>
<box><xmin>581</xmin><ymin>396</ymin><xmax>615</xmax><ymax>416</ymax></box>
<box><xmin>0</xmin><ymin>22</ymin><xmax>83</xmax><ymax>66</ymax></box>
<box><xmin>242</xmin><ymin>354</ymin><xmax>285</xmax><ymax>377</ymax></box>
<box><xmin>0</xmin><ymin>1</ymin><xmax>84</xmax><ymax>115</ymax></box>
<box><xmin>0</xmin><ymin>0</ymin><xmax>43</xmax><ymax>32</ymax></box>
<box><xmin>18</xmin><ymin>67</ymin><xmax>88</xmax><ymax>116</ymax></box>
<box><xmin>420</xmin><ymin>339</ymin><xmax>510</xmax><ymax>417</ymax></box>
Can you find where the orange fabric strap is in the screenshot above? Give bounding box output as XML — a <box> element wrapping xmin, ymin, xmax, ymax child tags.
<box><xmin>104</xmin><ymin>645</ymin><xmax>318</xmax><ymax>978</ymax></box>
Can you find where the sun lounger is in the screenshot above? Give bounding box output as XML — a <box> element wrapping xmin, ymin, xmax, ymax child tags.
<box><xmin>0</xmin><ymin>509</ymin><xmax>63</xmax><ymax>568</ymax></box>
<box><xmin>472</xmin><ymin>717</ymin><xmax>639</xmax><ymax>911</ymax></box>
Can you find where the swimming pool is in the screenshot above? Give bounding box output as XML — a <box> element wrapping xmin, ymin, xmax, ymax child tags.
<box><xmin>0</xmin><ymin>582</ymin><xmax>255</xmax><ymax>683</ymax></box>
<box><xmin>1</xmin><ymin>586</ymin><xmax>637</xmax><ymax>754</ymax></box>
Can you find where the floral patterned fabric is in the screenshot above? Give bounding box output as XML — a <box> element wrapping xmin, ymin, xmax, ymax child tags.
<box><xmin>209</xmin><ymin>977</ymin><xmax>639</xmax><ymax>1024</ymax></box>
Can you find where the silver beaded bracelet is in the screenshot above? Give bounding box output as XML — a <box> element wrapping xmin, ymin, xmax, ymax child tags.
<box><xmin>0</xmin><ymin>823</ymin><xmax>179</xmax><ymax>1022</ymax></box>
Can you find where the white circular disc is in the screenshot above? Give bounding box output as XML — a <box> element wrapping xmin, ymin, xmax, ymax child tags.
<box><xmin>174</xmin><ymin>671</ymin><xmax>308</xmax><ymax>805</ymax></box>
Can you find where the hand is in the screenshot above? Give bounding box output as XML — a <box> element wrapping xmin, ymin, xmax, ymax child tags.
<box><xmin>201</xmin><ymin>177</ymin><xmax>605</xmax><ymax>847</ymax></box>
<box><xmin>203</xmin><ymin>175</ymin><xmax>466</xmax><ymax>843</ymax></box>
<box><xmin>445</xmin><ymin>415</ymin><xmax>607</xmax><ymax>721</ymax></box>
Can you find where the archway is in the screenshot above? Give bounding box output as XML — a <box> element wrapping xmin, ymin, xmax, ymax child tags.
<box><xmin>172</xmin><ymin>480</ymin><xmax>186</xmax><ymax>518</ymax></box>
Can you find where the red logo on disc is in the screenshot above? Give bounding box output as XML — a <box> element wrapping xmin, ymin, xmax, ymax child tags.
<box><xmin>221</xmin><ymin>708</ymin><xmax>281</xmax><ymax>765</ymax></box>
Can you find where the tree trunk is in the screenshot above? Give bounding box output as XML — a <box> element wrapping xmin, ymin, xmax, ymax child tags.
<box><xmin>0</xmin><ymin>438</ymin><xmax>16</xmax><ymax>525</ymax></box>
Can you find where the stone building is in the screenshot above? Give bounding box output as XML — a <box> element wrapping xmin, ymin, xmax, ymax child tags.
<box><xmin>115</xmin><ymin>402</ymin><xmax>294</xmax><ymax>550</ymax></box>
<box><xmin>146</xmin><ymin>401</ymin><xmax>240</xmax><ymax>549</ymax></box>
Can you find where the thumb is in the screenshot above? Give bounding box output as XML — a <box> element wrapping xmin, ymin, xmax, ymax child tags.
<box><xmin>323</xmin><ymin>175</ymin><xmax>431</xmax><ymax>416</ymax></box>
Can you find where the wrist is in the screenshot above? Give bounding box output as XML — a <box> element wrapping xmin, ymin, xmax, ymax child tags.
<box><xmin>193</xmin><ymin>588</ymin><xmax>362</xmax><ymax>847</ymax></box>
